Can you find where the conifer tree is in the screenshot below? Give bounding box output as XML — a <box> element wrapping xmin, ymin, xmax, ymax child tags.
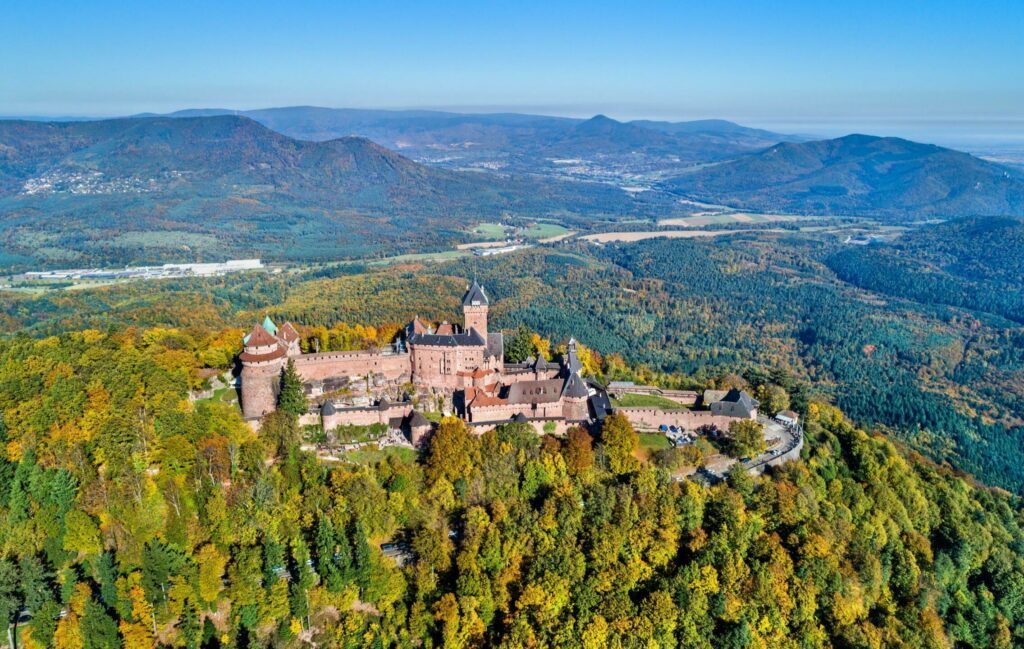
<box><xmin>504</xmin><ymin>325</ymin><xmax>534</xmax><ymax>363</ymax></box>
<box><xmin>278</xmin><ymin>359</ymin><xmax>306</xmax><ymax>416</ymax></box>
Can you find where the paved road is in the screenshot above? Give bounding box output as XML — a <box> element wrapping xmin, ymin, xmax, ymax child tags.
<box><xmin>699</xmin><ymin>415</ymin><xmax>801</xmax><ymax>480</ymax></box>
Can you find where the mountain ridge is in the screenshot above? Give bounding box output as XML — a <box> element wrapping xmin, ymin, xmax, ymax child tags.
<box><xmin>661</xmin><ymin>133</ymin><xmax>1024</xmax><ymax>217</ymax></box>
<box><xmin>0</xmin><ymin>114</ymin><xmax>681</xmax><ymax>269</ymax></box>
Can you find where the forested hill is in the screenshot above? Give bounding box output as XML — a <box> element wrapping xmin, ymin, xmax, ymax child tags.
<box><xmin>826</xmin><ymin>216</ymin><xmax>1024</xmax><ymax>323</ymax></box>
<box><xmin>0</xmin><ymin>115</ymin><xmax>680</xmax><ymax>269</ymax></box>
<box><xmin>1</xmin><ymin>328</ymin><xmax>1024</xmax><ymax>646</ymax></box>
<box><xmin>661</xmin><ymin>134</ymin><xmax>1024</xmax><ymax>218</ymax></box>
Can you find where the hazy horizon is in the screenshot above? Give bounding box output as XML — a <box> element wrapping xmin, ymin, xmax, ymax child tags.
<box><xmin>4</xmin><ymin>1</ymin><xmax>1022</xmax><ymax>135</ymax></box>
<box><xmin>4</xmin><ymin>104</ymin><xmax>1023</xmax><ymax>153</ymax></box>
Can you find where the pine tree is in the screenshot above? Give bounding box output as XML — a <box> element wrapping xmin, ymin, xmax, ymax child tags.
<box><xmin>350</xmin><ymin>522</ymin><xmax>373</xmax><ymax>591</ymax></box>
<box><xmin>278</xmin><ymin>359</ymin><xmax>306</xmax><ymax>416</ymax></box>
<box><xmin>504</xmin><ymin>325</ymin><xmax>535</xmax><ymax>363</ymax></box>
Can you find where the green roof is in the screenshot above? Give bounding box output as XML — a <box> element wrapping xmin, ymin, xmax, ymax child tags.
<box><xmin>262</xmin><ymin>315</ymin><xmax>278</xmax><ymax>336</ymax></box>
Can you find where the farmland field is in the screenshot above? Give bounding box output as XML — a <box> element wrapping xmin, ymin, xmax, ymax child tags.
<box><xmin>659</xmin><ymin>212</ymin><xmax>809</xmax><ymax>227</ymax></box>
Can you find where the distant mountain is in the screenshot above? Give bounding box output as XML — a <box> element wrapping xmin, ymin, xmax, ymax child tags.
<box><xmin>661</xmin><ymin>134</ymin><xmax>1024</xmax><ymax>218</ymax></box>
<box><xmin>0</xmin><ymin>115</ymin><xmax>680</xmax><ymax>269</ymax></box>
<box><xmin>150</xmin><ymin>107</ymin><xmax>796</xmax><ymax>180</ymax></box>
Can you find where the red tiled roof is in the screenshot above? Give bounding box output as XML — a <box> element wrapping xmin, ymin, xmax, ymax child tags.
<box><xmin>435</xmin><ymin>322</ymin><xmax>456</xmax><ymax>335</ymax></box>
<box><xmin>246</xmin><ymin>324</ymin><xmax>278</xmax><ymax>347</ymax></box>
<box><xmin>470</xmin><ymin>393</ymin><xmax>507</xmax><ymax>407</ymax></box>
<box><xmin>278</xmin><ymin>322</ymin><xmax>300</xmax><ymax>342</ymax></box>
<box><xmin>240</xmin><ymin>347</ymin><xmax>287</xmax><ymax>363</ymax></box>
<box><xmin>410</xmin><ymin>316</ymin><xmax>430</xmax><ymax>334</ymax></box>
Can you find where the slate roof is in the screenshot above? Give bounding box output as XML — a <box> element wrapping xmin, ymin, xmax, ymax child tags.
<box><xmin>713</xmin><ymin>388</ymin><xmax>760</xmax><ymax>418</ymax></box>
<box><xmin>507</xmin><ymin>379</ymin><xmax>565</xmax><ymax>405</ymax></box>
<box><xmin>562</xmin><ymin>372</ymin><xmax>590</xmax><ymax>399</ymax></box>
<box><xmin>565</xmin><ymin>338</ymin><xmax>583</xmax><ymax>376</ymax></box>
<box><xmin>321</xmin><ymin>401</ymin><xmax>337</xmax><ymax>416</ymax></box>
<box><xmin>408</xmin><ymin>327</ymin><xmax>487</xmax><ymax>348</ymax></box>
<box><xmin>408</xmin><ymin>411</ymin><xmax>431</xmax><ymax>428</ymax></box>
<box><xmin>721</xmin><ymin>388</ymin><xmax>759</xmax><ymax>409</ymax></box>
<box><xmin>462</xmin><ymin>280</ymin><xmax>489</xmax><ymax>306</ymax></box>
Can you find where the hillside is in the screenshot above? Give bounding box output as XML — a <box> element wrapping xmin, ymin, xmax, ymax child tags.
<box><xmin>0</xmin><ymin>321</ymin><xmax>1023</xmax><ymax>647</ymax></box>
<box><xmin>0</xmin><ymin>116</ymin><xmax>679</xmax><ymax>269</ymax></box>
<box><xmin>825</xmin><ymin>216</ymin><xmax>1024</xmax><ymax>323</ymax></box>
<box><xmin>662</xmin><ymin>134</ymin><xmax>1024</xmax><ymax>218</ymax></box>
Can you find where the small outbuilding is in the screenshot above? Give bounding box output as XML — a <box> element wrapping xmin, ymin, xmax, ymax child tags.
<box><xmin>776</xmin><ymin>410</ymin><xmax>799</xmax><ymax>426</ymax></box>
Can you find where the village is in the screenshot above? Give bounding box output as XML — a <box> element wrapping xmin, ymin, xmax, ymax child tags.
<box><xmin>237</xmin><ymin>280</ymin><xmax>802</xmax><ymax>478</ymax></box>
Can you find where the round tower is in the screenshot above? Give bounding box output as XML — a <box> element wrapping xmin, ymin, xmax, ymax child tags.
<box><xmin>240</xmin><ymin>323</ymin><xmax>287</xmax><ymax>419</ymax></box>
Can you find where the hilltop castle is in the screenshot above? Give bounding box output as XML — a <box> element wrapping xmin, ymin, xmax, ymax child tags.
<box><xmin>240</xmin><ymin>281</ymin><xmax>600</xmax><ymax>439</ymax></box>
<box><xmin>240</xmin><ymin>279</ymin><xmax>764</xmax><ymax>447</ymax></box>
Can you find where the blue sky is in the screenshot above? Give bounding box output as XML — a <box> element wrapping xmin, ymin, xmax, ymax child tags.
<box><xmin>2</xmin><ymin>0</ymin><xmax>1022</xmax><ymax>134</ymax></box>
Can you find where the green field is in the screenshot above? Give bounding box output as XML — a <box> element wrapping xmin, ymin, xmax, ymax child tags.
<box><xmin>611</xmin><ymin>393</ymin><xmax>688</xmax><ymax>409</ymax></box>
<box><xmin>519</xmin><ymin>222</ymin><xmax>571</xmax><ymax>239</ymax></box>
<box><xmin>472</xmin><ymin>222</ymin><xmax>510</xmax><ymax>238</ymax></box>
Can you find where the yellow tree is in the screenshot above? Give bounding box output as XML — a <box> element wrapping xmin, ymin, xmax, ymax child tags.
<box><xmin>600</xmin><ymin>413</ymin><xmax>639</xmax><ymax>475</ymax></box>
<box><xmin>196</xmin><ymin>544</ymin><xmax>228</xmax><ymax>605</ymax></box>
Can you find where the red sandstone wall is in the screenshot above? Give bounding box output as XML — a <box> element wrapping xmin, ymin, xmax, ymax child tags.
<box><xmin>470</xmin><ymin>399</ymin><xmax>566</xmax><ymax>422</ymax></box>
<box><xmin>411</xmin><ymin>345</ymin><xmax>485</xmax><ymax>388</ymax></box>
<box><xmin>241</xmin><ymin>362</ymin><xmax>282</xmax><ymax>419</ymax></box>
<box><xmin>294</xmin><ymin>351</ymin><xmax>411</xmax><ymax>382</ymax></box>
<box><xmin>322</xmin><ymin>403</ymin><xmax>412</xmax><ymax>430</ymax></box>
<box><xmin>616</xmin><ymin>408</ymin><xmax>738</xmax><ymax>431</ymax></box>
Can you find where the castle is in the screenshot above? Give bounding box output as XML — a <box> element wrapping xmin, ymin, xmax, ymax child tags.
<box><xmin>239</xmin><ymin>280</ymin><xmax>765</xmax><ymax>447</ymax></box>
<box><xmin>240</xmin><ymin>281</ymin><xmax>602</xmax><ymax>441</ymax></box>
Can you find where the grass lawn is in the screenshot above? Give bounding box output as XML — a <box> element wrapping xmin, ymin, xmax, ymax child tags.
<box><xmin>519</xmin><ymin>223</ymin><xmax>570</xmax><ymax>239</ymax></box>
<box><xmin>636</xmin><ymin>433</ymin><xmax>672</xmax><ymax>462</ymax></box>
<box><xmin>611</xmin><ymin>393</ymin><xmax>687</xmax><ymax>409</ymax></box>
<box><xmin>339</xmin><ymin>446</ymin><xmax>418</xmax><ymax>464</ymax></box>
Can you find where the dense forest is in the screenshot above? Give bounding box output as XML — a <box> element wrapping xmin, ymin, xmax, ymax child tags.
<box><xmin>825</xmin><ymin>217</ymin><xmax>1024</xmax><ymax>324</ymax></box>
<box><xmin>1</xmin><ymin>327</ymin><xmax>1024</xmax><ymax>647</ymax></box>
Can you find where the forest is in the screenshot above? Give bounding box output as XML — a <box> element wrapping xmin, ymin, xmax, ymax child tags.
<box><xmin>1</xmin><ymin>326</ymin><xmax>1024</xmax><ymax>647</ymax></box>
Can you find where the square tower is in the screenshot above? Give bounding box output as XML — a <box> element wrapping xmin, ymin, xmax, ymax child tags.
<box><xmin>462</xmin><ymin>280</ymin><xmax>489</xmax><ymax>338</ymax></box>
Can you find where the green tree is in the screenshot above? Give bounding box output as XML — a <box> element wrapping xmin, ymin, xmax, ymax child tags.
<box><xmin>0</xmin><ymin>559</ymin><xmax>19</xmax><ymax>649</ymax></box>
<box><xmin>600</xmin><ymin>413</ymin><xmax>639</xmax><ymax>475</ymax></box>
<box><xmin>81</xmin><ymin>599</ymin><xmax>120</xmax><ymax>649</ymax></box>
<box><xmin>504</xmin><ymin>325</ymin><xmax>535</xmax><ymax>363</ymax></box>
<box><xmin>278</xmin><ymin>359</ymin><xmax>306</xmax><ymax>416</ymax></box>
<box><xmin>757</xmin><ymin>383</ymin><xmax>790</xmax><ymax>415</ymax></box>
<box><xmin>727</xmin><ymin>419</ymin><xmax>765</xmax><ymax>459</ymax></box>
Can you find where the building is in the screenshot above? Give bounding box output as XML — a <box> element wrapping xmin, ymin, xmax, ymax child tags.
<box><xmin>709</xmin><ymin>388</ymin><xmax>759</xmax><ymax>420</ymax></box>
<box><xmin>776</xmin><ymin>410</ymin><xmax>799</xmax><ymax>426</ymax></box>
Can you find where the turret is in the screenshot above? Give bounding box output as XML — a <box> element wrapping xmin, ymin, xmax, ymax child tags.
<box><xmin>462</xmin><ymin>280</ymin><xmax>489</xmax><ymax>339</ymax></box>
<box><xmin>240</xmin><ymin>323</ymin><xmax>286</xmax><ymax>419</ymax></box>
